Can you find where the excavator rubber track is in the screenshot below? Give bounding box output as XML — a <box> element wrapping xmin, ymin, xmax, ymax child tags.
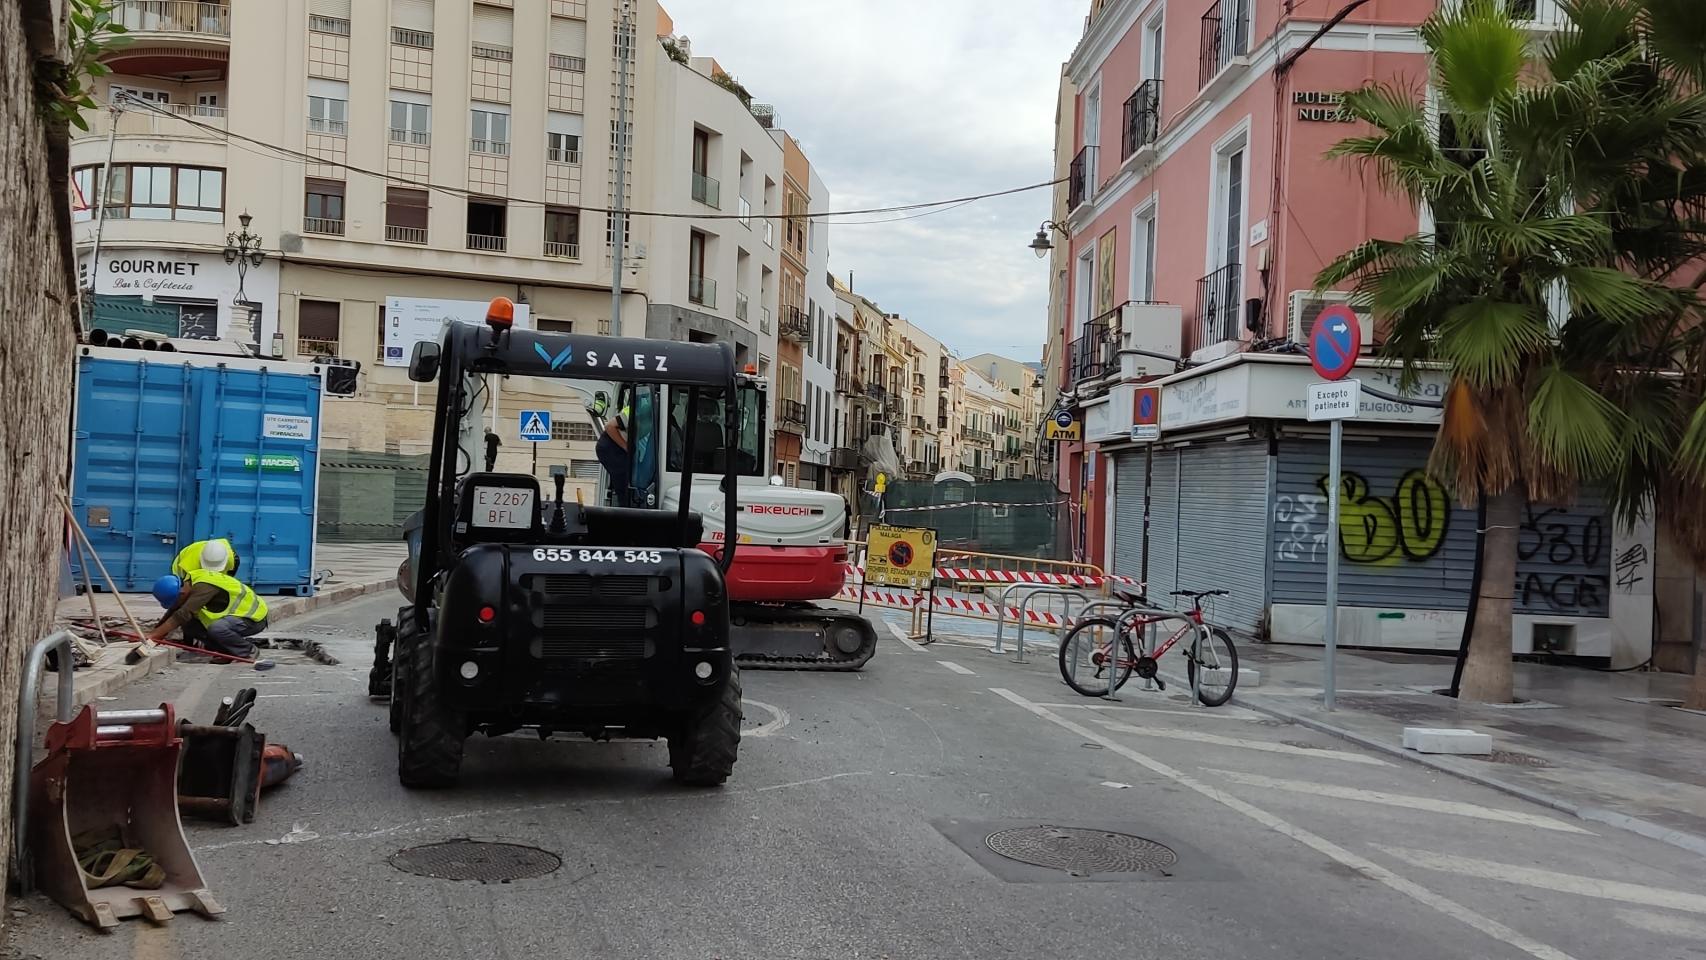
<box><xmin>731</xmin><ymin>603</ymin><xmax>878</xmax><ymax>671</ymax></box>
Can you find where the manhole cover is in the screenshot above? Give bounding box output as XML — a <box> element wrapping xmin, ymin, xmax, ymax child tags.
<box><xmin>1469</xmin><ymin>750</ymin><xmax>1551</xmax><ymax>768</ymax></box>
<box><xmin>983</xmin><ymin>826</ymin><xmax>1177</xmax><ymax>876</ymax></box>
<box><xmin>390</xmin><ymin>840</ymin><xmax>561</xmax><ymax>882</ymax></box>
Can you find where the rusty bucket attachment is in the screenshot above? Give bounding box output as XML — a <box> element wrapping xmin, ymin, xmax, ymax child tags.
<box><xmin>176</xmin><ymin>722</ymin><xmax>264</xmax><ymax>826</ymax></box>
<box><xmin>29</xmin><ymin>704</ymin><xmax>223</xmax><ymax>929</ymax></box>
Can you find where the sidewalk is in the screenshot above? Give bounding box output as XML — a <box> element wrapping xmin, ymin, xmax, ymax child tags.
<box><xmin>850</xmin><ymin>599</ymin><xmax>1706</xmax><ymax>857</ymax></box>
<box><xmin>46</xmin><ymin>541</ymin><xmax>406</xmax><ymax>715</ymax></box>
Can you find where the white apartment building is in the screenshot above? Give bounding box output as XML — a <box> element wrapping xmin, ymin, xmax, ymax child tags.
<box><xmin>798</xmin><ymin>165</ymin><xmax>835</xmax><ymax>488</ymax></box>
<box><xmin>645</xmin><ymin>39</ymin><xmax>782</xmax><ymax>375</ymax></box>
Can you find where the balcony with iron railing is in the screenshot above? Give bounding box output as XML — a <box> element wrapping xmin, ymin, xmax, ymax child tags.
<box><xmin>466</xmin><ymin>232</ymin><xmax>506</xmax><ymax>252</ymax></box>
<box><xmin>296</xmin><ymin>337</ymin><xmax>338</xmax><ymax>358</ymax></box>
<box><xmin>830</xmin><ymin>447</ymin><xmax>858</xmax><ymax>471</ymax></box>
<box><xmin>779</xmin><ymin>307</ymin><xmax>810</xmax><ymax>343</ymax></box>
<box><xmin>1199</xmin><ymin>0</ymin><xmax>1251</xmax><ymax>90</ymax></box>
<box><xmin>547</xmin><ymin>146</ymin><xmax>582</xmax><ymax>164</ymax></box>
<box><xmin>912</xmin><ymin>372</ymin><xmax>926</xmax><ymax>394</ymax></box>
<box><xmin>80</xmin><ymin>101</ymin><xmax>228</xmax><ymax>142</ymax></box>
<box><xmin>692</xmin><ymin>171</ymin><xmax>721</xmax><ymax>208</ymax></box>
<box><xmin>1068</xmin><ymin>144</ymin><xmax>1096</xmax><ymax>210</ymax></box>
<box><xmin>303</xmin><ymin>217</ymin><xmax>344</xmax><ymax>236</ymax></box>
<box><xmin>778</xmin><ymin>399</ymin><xmax>807</xmax><ymax>430</ymax></box>
<box><xmin>471</xmin><ymin>138</ymin><xmax>510</xmax><ymax>156</ymax></box>
<box><xmin>1067</xmin><ymin>311</ymin><xmax>1121</xmax><ymax>386</ymax></box>
<box><xmin>1195</xmin><ymin>263</ymin><xmax>1243</xmax><ymax>347</ymax></box>
<box><xmin>960</xmin><ymin>426</ymin><xmax>993</xmax><ymax>445</ymax></box>
<box><xmin>866</xmin><ymin>382</ymin><xmax>887</xmax><ymax>402</ymax></box>
<box><xmin>386</xmin><ymin>225</ymin><xmax>428</xmax><ymax>244</ymax></box>
<box><xmin>912</xmin><ymin>415</ymin><xmax>928</xmax><ymax>431</ymax></box>
<box><xmin>1122</xmin><ymin>79</ymin><xmax>1162</xmax><ymax>159</ymax></box>
<box><xmin>544</xmin><ymin>241</ymin><xmax>579</xmax><ymax>259</ymax></box>
<box><xmin>836</xmin><ymin>372</ymin><xmax>855</xmax><ymax>395</ymax></box>
<box><xmin>112</xmin><ymin>1</ymin><xmax>230</xmax><ymax>40</ymax></box>
<box><xmin>689</xmin><ymin>274</ymin><xmax>716</xmax><ymax>308</ymax></box>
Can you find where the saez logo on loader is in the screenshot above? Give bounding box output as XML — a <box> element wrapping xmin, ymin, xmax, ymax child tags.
<box><xmin>580</xmin><ymin>349</ymin><xmax>671</xmax><ymax>372</ymax></box>
<box><xmin>534</xmin><ymin>342</ymin><xmax>574</xmax><ymax>370</ymax></box>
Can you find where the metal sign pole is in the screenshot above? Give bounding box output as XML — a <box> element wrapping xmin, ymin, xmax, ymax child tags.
<box><xmin>1324</xmin><ymin>417</ymin><xmax>1342</xmax><ymax>711</ymax></box>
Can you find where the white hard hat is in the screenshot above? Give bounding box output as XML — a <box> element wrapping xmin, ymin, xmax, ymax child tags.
<box><xmin>200</xmin><ymin>541</ymin><xmax>230</xmax><ymax>570</ymax></box>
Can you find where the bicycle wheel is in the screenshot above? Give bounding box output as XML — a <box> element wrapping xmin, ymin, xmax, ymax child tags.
<box><xmin>1058</xmin><ymin>617</ymin><xmax>1134</xmax><ymax>697</ymax></box>
<box><xmin>1187</xmin><ymin>625</ymin><xmax>1239</xmax><ymax>707</ymax></box>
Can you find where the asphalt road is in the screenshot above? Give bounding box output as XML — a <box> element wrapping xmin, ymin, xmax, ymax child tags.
<box><xmin>8</xmin><ymin>593</ymin><xmax>1705</xmax><ymax>959</ymax></box>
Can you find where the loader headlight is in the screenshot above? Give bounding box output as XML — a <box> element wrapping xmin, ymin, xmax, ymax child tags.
<box><xmin>694</xmin><ymin>661</ymin><xmax>713</xmax><ymax>680</ymax></box>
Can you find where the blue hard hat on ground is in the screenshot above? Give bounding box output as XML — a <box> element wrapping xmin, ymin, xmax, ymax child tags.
<box><xmin>152</xmin><ymin>575</ymin><xmax>182</xmax><ymax>608</ymax></box>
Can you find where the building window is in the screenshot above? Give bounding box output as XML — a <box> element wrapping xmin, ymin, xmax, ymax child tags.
<box><xmin>1132</xmin><ymin>204</ymin><xmax>1157</xmax><ymax>301</ymax></box>
<box><xmin>73</xmin><ymin>164</ymin><xmax>224</xmax><ymax>222</ymax></box>
<box><xmin>470</xmin><ymin>106</ymin><xmax>510</xmax><ymax>155</ymax></box>
<box><xmin>544</xmin><ymin>207</ymin><xmax>580</xmax><ymax>259</ymax></box>
<box><xmin>389</xmin><ymin>99</ymin><xmax>431</xmax><ymax>145</ymax></box>
<box><xmin>304</xmin><ymin>179</ymin><xmax>346</xmax><ymax>235</ymax></box>
<box><xmin>547</xmin><ymin>131</ymin><xmax>581</xmax><ymax>163</ymax></box>
<box><xmin>467</xmin><ymin>199</ymin><xmax>507</xmax><ymax>252</ymax></box>
<box><xmin>297</xmin><ymin>300</ymin><xmax>340</xmax><ymax>357</ymax></box>
<box><xmin>688</xmin><ymin>230</ymin><xmax>713</xmax><ymax>307</ymax></box>
<box><xmin>550</xmin><ymin>420</ymin><xmax>597</xmax><ymax>443</ymax></box>
<box><xmin>385</xmin><ymin>186</ymin><xmax>429</xmax><ymax>243</ymax></box>
<box><xmin>307</xmin><ymin>80</ymin><xmax>349</xmax><ymax>135</ymax></box>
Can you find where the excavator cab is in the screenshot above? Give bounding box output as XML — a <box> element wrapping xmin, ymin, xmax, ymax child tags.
<box><xmin>382</xmin><ymin>300</ymin><xmax>745</xmax><ymax>788</ymax></box>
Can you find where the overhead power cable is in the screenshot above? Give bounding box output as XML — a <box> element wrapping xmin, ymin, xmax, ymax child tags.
<box><xmin>113</xmin><ymin>98</ymin><xmax>1063</xmax><ymax>224</ymax></box>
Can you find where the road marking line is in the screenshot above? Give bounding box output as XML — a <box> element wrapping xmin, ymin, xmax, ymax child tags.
<box><xmin>1034</xmin><ymin>702</ymin><xmax>1263</xmax><ymax>722</ymax></box>
<box><xmin>1203</xmin><ymin>769</ymin><xmax>1592</xmax><ymax>834</ymax></box>
<box><xmin>884</xmin><ymin>621</ymin><xmax>928</xmax><ymax>653</ymax></box>
<box><xmin>1089</xmin><ymin>717</ymin><xmax>1389</xmax><ymax>766</ymax></box>
<box><xmin>936</xmin><ymin>660</ymin><xmax>975</xmax><ymax>676</ymax></box>
<box><xmin>741</xmin><ymin>699</ymin><xmax>790</xmax><ymax>738</ymax></box>
<box><xmin>1615</xmin><ymin>908</ymin><xmax>1706</xmax><ymax>939</ymax></box>
<box><xmin>755</xmin><ymin>771</ymin><xmax>872</xmax><ymax>792</ymax></box>
<box><xmin>1376</xmin><ymin>846</ymin><xmax>1706</xmax><ymax>915</ymax></box>
<box><xmin>256</xmin><ymin>693</ymin><xmax>340</xmax><ymax>699</ymax></box>
<box><xmin>989</xmin><ymin>688</ymin><xmax>1575</xmax><ymax>960</ymax></box>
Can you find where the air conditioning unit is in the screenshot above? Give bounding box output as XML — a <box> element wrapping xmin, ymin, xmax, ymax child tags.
<box><xmin>1288</xmin><ymin>290</ymin><xmax>1375</xmax><ymax>349</ymax></box>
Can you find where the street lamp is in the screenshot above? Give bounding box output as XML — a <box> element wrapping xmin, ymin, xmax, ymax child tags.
<box><xmin>1029</xmin><ymin>220</ymin><xmax>1067</xmax><ymax>259</ymax></box>
<box><xmin>223</xmin><ymin>210</ymin><xmax>266</xmax><ymax>304</ymax></box>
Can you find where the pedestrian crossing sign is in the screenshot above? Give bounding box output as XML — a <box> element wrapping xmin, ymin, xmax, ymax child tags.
<box><xmin>519</xmin><ymin>410</ymin><xmax>552</xmax><ymax>442</ymax></box>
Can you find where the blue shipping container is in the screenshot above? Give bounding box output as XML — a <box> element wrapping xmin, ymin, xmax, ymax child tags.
<box><xmin>71</xmin><ymin>346</ymin><xmax>324</xmax><ymax>596</ymax></box>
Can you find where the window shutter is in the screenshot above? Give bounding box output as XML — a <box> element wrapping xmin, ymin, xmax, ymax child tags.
<box><xmin>310</xmin><ymin>0</ymin><xmax>350</xmax><ymax>16</ymax></box>
<box><xmin>307</xmin><ymin>78</ymin><xmax>349</xmax><ymax>99</ymax></box>
<box><xmin>549</xmin><ymin>16</ymin><xmax>586</xmax><ymax>55</ymax></box>
<box><xmin>547</xmin><ymin>111</ymin><xmax>583</xmax><ymax>135</ymax></box>
<box><xmin>391</xmin><ymin>0</ymin><xmax>433</xmax><ymax>31</ymax></box>
<box><xmin>472</xmin><ymin>7</ymin><xmax>512</xmax><ymax>45</ymax></box>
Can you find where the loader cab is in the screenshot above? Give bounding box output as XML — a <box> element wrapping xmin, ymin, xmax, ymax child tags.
<box><xmin>386</xmin><ymin>301</ymin><xmax>745</xmax><ymax>790</ymax></box>
<box><xmin>664</xmin><ymin>376</ymin><xmax>767</xmax><ymax>479</ymax></box>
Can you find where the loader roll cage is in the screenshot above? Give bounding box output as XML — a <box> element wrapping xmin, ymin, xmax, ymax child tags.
<box><xmin>406</xmin><ymin>320</ymin><xmax>740</xmax><ymax>605</ymax></box>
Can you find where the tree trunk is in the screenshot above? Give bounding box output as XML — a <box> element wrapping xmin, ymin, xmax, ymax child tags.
<box><xmin>1458</xmin><ymin>486</ymin><xmax>1519</xmax><ymax>703</ymax></box>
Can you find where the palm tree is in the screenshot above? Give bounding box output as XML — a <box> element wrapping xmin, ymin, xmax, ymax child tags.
<box><xmin>1317</xmin><ymin>0</ymin><xmax>1706</xmax><ymax>702</ymax></box>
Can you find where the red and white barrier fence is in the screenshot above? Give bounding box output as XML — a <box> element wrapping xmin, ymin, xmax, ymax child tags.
<box><xmin>848</xmin><ymin>565</ymin><xmax>1140</xmax><ymax>588</ymax></box>
<box><xmin>834</xmin><ymin>585</ymin><xmax>1071</xmax><ymax>627</ymax></box>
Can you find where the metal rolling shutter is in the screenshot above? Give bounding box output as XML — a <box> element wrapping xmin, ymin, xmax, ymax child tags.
<box><xmin>311</xmin><ymin>0</ymin><xmax>351</xmax><ymax>16</ymax></box>
<box><xmin>1143</xmin><ymin>448</ymin><xmax>1180</xmax><ymax>601</ymax></box>
<box><xmin>472</xmin><ymin>6</ymin><xmax>513</xmax><ymax>44</ymax></box>
<box><xmin>1270</xmin><ymin>437</ymin><xmax>1476</xmax><ymax>609</ymax></box>
<box><xmin>1174</xmin><ymin>441</ymin><xmax>1270</xmax><ymax>634</ymax></box>
<box><xmin>550</xmin><ymin>16</ymin><xmax>587</xmax><ymax>55</ymax></box>
<box><xmin>391</xmin><ymin>0</ymin><xmax>433</xmax><ymax>30</ymax></box>
<box><xmin>1111</xmin><ymin>451</ymin><xmax>1147</xmax><ymax>580</ymax></box>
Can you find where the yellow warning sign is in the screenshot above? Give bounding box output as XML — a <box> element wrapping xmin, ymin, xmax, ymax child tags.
<box><xmin>866</xmin><ymin>524</ymin><xmax>936</xmax><ymax>589</ymax></box>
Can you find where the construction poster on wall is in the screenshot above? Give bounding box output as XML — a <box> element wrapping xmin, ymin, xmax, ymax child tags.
<box><xmin>866</xmin><ymin>525</ymin><xmax>937</xmax><ymax>589</ymax></box>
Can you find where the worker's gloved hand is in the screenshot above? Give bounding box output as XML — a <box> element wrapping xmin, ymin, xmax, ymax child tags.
<box><xmin>587</xmin><ymin>395</ymin><xmax>609</xmax><ymax>418</ymax></box>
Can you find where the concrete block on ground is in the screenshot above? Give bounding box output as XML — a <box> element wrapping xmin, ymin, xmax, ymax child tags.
<box><xmin>1402</xmin><ymin>726</ymin><xmax>1493</xmax><ymax>755</ymax></box>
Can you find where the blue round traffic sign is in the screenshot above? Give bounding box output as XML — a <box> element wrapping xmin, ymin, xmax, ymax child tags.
<box><xmin>1055</xmin><ymin>410</ymin><xmax>1075</xmax><ymax>428</ymax></box>
<box><xmin>1309</xmin><ymin>305</ymin><xmax>1362</xmax><ymax>381</ymax></box>
<box><xmin>1137</xmin><ymin>393</ymin><xmax>1155</xmax><ymax>419</ymax></box>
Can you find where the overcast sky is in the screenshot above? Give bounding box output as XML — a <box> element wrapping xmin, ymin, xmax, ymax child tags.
<box><xmin>658</xmin><ymin>1</ymin><xmax>1084</xmax><ymax>362</ymax></box>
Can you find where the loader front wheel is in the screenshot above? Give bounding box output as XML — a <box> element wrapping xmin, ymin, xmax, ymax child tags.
<box><xmin>396</xmin><ymin>629</ymin><xmax>464</xmax><ymax>788</ymax></box>
<box><xmin>668</xmin><ymin>667</ymin><xmax>742</xmax><ymax>787</ymax></box>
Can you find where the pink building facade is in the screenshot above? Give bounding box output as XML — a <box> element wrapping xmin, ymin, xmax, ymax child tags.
<box><xmin>1052</xmin><ymin>0</ymin><xmax>1441</xmax><ymax>569</ymax></box>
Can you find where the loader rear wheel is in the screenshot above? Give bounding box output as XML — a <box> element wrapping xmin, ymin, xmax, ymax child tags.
<box><xmin>397</xmin><ymin>631</ymin><xmax>464</xmax><ymax>788</ymax></box>
<box><xmin>669</xmin><ymin>667</ymin><xmax>742</xmax><ymax>786</ymax></box>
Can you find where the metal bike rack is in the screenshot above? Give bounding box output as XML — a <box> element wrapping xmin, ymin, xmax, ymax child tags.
<box><xmin>13</xmin><ymin>630</ymin><xmax>77</xmax><ymax>892</ymax></box>
<box><xmin>995</xmin><ymin>587</ymin><xmax>1087</xmax><ymax>664</ymax></box>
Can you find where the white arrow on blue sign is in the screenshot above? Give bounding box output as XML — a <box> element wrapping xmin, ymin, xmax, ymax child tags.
<box><xmin>519</xmin><ymin>410</ymin><xmax>552</xmax><ymax>442</ymax></box>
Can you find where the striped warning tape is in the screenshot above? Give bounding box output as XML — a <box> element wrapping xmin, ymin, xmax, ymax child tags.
<box><xmin>834</xmin><ymin>585</ymin><xmax>1070</xmax><ymax>626</ymax></box>
<box><xmin>883</xmin><ymin>499</ymin><xmax>1067</xmax><ymax>513</ymax></box>
<box><xmin>849</xmin><ymin>565</ymin><xmax>1142</xmax><ymax>588</ymax></box>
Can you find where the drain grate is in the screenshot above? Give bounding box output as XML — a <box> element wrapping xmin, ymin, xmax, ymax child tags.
<box><xmin>390</xmin><ymin>840</ymin><xmax>561</xmax><ymax>883</ymax></box>
<box><xmin>983</xmin><ymin>826</ymin><xmax>1177</xmax><ymax>877</ymax></box>
<box><xmin>1469</xmin><ymin>750</ymin><xmax>1551</xmax><ymax>768</ymax></box>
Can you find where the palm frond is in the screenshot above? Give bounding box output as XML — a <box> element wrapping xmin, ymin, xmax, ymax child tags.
<box><xmin>1526</xmin><ymin>363</ymin><xmax>1628</xmax><ymax>477</ymax></box>
<box><xmin>1422</xmin><ymin>0</ymin><xmax>1529</xmax><ymax>120</ymax></box>
<box><xmin>1436</xmin><ymin>300</ymin><xmax>1551</xmax><ymax>387</ymax></box>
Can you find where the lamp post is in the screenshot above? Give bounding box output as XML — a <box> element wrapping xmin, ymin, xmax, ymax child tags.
<box><xmin>224</xmin><ymin>211</ymin><xmax>266</xmax><ymax>351</ymax></box>
<box><xmin>1028</xmin><ymin>220</ymin><xmax>1068</xmax><ymax>258</ymax></box>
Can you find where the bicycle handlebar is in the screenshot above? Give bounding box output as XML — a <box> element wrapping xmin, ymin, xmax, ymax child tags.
<box><xmin>1170</xmin><ymin>589</ymin><xmax>1230</xmax><ymax>599</ymax></box>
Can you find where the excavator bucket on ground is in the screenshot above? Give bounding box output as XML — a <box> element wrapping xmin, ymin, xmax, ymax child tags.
<box><xmin>29</xmin><ymin>704</ymin><xmax>223</xmax><ymax>930</ymax></box>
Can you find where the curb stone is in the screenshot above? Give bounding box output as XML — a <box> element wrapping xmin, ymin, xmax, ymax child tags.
<box><xmin>1225</xmin><ymin>683</ymin><xmax>1706</xmax><ymax>860</ymax></box>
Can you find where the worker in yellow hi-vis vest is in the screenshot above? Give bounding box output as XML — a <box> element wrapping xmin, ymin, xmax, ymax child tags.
<box><xmin>147</xmin><ymin>551</ymin><xmax>270</xmax><ymax>659</ymax></box>
<box><xmin>170</xmin><ymin>538</ymin><xmax>239</xmax><ymax>579</ymax></box>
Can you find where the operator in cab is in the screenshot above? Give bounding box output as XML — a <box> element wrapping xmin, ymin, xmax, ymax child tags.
<box><xmin>147</xmin><ymin>542</ymin><xmax>270</xmax><ymax>660</ymax></box>
<box><xmin>594</xmin><ymin>387</ymin><xmax>657</xmax><ymax>507</ymax></box>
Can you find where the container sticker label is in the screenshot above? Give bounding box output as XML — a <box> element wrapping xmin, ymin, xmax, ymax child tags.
<box><xmin>243</xmin><ymin>454</ymin><xmax>303</xmax><ymax>472</ymax></box>
<box><xmin>262</xmin><ymin>414</ymin><xmax>314</xmax><ymax>441</ymax></box>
